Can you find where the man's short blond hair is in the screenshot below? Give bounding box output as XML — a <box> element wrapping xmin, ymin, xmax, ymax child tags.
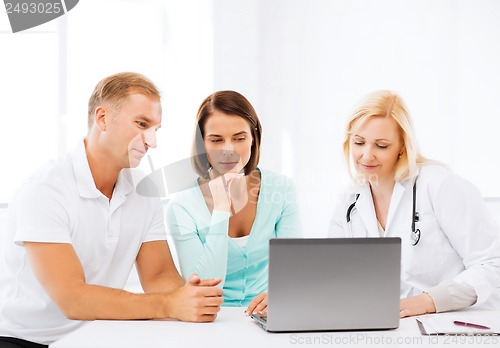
<box><xmin>87</xmin><ymin>72</ymin><xmax>161</xmax><ymax>129</ymax></box>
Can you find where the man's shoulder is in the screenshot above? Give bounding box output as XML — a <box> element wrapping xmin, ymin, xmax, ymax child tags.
<box><xmin>32</xmin><ymin>154</ymin><xmax>73</xmax><ymax>183</ymax></box>
<box><xmin>13</xmin><ymin>154</ymin><xmax>75</xmax><ymax>202</ymax></box>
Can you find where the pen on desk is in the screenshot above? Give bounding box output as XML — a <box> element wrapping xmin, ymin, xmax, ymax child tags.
<box><xmin>453</xmin><ymin>321</ymin><xmax>490</xmax><ymax>330</ymax></box>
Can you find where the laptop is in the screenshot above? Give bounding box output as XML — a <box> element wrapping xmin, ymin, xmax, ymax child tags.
<box><xmin>251</xmin><ymin>238</ymin><xmax>401</xmax><ymax>332</ymax></box>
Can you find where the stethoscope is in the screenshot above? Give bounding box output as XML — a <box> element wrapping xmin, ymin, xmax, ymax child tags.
<box><xmin>346</xmin><ymin>178</ymin><xmax>421</xmax><ymax>246</ymax></box>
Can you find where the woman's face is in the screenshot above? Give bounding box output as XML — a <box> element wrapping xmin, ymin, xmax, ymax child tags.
<box><xmin>350</xmin><ymin>116</ymin><xmax>403</xmax><ymax>184</ymax></box>
<box><xmin>203</xmin><ymin>110</ymin><xmax>253</xmax><ymax>175</ymax></box>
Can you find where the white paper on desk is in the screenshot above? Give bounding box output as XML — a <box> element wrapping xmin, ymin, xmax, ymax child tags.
<box><xmin>416</xmin><ymin>314</ymin><xmax>500</xmax><ymax>335</ymax></box>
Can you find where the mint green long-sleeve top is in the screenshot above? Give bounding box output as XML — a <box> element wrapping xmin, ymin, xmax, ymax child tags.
<box><xmin>166</xmin><ymin>169</ymin><xmax>302</xmax><ymax>307</ymax></box>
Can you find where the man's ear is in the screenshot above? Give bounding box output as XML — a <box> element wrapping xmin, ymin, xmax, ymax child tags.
<box><xmin>94</xmin><ymin>106</ymin><xmax>107</xmax><ymax>131</ymax></box>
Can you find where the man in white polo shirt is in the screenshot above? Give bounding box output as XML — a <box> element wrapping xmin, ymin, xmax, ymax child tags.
<box><xmin>0</xmin><ymin>72</ymin><xmax>223</xmax><ymax>348</ymax></box>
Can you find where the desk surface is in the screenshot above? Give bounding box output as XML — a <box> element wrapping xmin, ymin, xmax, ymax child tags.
<box><xmin>50</xmin><ymin>307</ymin><xmax>499</xmax><ymax>348</ymax></box>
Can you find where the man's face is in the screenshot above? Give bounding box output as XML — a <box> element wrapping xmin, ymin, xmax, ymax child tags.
<box><xmin>104</xmin><ymin>93</ymin><xmax>162</xmax><ymax>169</ymax></box>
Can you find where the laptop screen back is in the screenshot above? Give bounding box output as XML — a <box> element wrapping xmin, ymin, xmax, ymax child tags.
<box><xmin>266</xmin><ymin>238</ymin><xmax>401</xmax><ymax>332</ymax></box>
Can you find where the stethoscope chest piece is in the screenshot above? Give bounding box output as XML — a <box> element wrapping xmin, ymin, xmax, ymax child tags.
<box><xmin>411</xmin><ymin>228</ymin><xmax>421</xmax><ymax>246</ymax></box>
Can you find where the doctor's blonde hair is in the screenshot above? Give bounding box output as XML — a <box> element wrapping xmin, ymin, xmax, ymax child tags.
<box><xmin>343</xmin><ymin>90</ymin><xmax>427</xmax><ymax>183</ymax></box>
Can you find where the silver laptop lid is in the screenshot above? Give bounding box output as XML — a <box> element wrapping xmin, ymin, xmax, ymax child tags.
<box><xmin>266</xmin><ymin>238</ymin><xmax>401</xmax><ymax>332</ymax></box>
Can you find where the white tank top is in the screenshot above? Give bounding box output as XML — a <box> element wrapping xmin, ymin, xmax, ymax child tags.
<box><xmin>231</xmin><ymin>235</ymin><xmax>249</xmax><ymax>249</ymax></box>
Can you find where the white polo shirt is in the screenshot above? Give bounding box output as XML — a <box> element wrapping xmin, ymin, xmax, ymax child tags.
<box><xmin>0</xmin><ymin>140</ymin><xmax>167</xmax><ymax>345</ymax></box>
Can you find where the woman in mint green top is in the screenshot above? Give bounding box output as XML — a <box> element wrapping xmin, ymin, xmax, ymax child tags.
<box><xmin>166</xmin><ymin>90</ymin><xmax>302</xmax><ymax>312</ymax></box>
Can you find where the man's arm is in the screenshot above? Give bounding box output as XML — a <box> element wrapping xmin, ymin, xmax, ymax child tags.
<box><xmin>24</xmin><ymin>242</ymin><xmax>223</xmax><ymax>322</ymax></box>
<box><xmin>135</xmin><ymin>240</ymin><xmax>184</xmax><ymax>293</ymax></box>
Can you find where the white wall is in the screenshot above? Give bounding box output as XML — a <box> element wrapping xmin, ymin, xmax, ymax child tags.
<box><xmin>209</xmin><ymin>0</ymin><xmax>500</xmax><ymax>236</ymax></box>
<box><xmin>1</xmin><ymin>0</ymin><xmax>500</xmax><ymax>238</ymax></box>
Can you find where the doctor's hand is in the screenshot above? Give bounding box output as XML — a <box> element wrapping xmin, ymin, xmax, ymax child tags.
<box><xmin>245</xmin><ymin>292</ymin><xmax>268</xmax><ymax>316</ymax></box>
<box><xmin>399</xmin><ymin>292</ymin><xmax>436</xmax><ymax>318</ymax></box>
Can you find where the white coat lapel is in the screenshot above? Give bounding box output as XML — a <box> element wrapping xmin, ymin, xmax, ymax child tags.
<box><xmin>385</xmin><ymin>180</ymin><xmax>410</xmax><ymax>233</ymax></box>
<box><xmin>354</xmin><ymin>184</ymin><xmax>379</xmax><ymax>237</ymax></box>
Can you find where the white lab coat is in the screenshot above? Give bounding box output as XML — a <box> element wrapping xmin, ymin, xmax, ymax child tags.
<box><xmin>329</xmin><ymin>163</ymin><xmax>500</xmax><ymax>308</ymax></box>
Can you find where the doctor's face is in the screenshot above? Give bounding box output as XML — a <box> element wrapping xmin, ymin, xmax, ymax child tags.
<box><xmin>203</xmin><ymin>111</ymin><xmax>253</xmax><ymax>176</ymax></box>
<box><xmin>350</xmin><ymin>116</ymin><xmax>403</xmax><ymax>185</ymax></box>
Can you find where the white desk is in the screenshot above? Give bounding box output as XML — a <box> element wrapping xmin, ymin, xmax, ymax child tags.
<box><xmin>50</xmin><ymin>307</ymin><xmax>499</xmax><ymax>348</ymax></box>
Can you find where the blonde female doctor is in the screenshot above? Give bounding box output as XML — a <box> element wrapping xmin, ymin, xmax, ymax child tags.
<box><xmin>329</xmin><ymin>90</ymin><xmax>500</xmax><ymax>318</ymax></box>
